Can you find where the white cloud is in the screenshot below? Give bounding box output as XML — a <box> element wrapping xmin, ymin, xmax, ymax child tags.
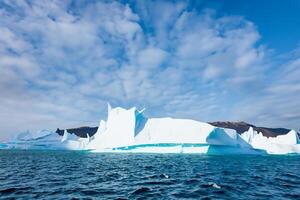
<box><xmin>137</xmin><ymin>47</ymin><xmax>168</xmax><ymax>69</ymax></box>
<box><xmin>0</xmin><ymin>0</ymin><xmax>299</xmax><ymax>140</ymax></box>
<box><xmin>231</xmin><ymin>47</ymin><xmax>300</xmax><ymax>130</ymax></box>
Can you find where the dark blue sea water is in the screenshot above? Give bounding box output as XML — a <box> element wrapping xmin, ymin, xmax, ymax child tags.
<box><xmin>0</xmin><ymin>150</ymin><xmax>299</xmax><ymax>199</ymax></box>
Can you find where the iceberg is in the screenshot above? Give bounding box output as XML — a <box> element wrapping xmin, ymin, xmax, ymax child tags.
<box><xmin>1</xmin><ymin>104</ymin><xmax>299</xmax><ymax>155</ymax></box>
<box><xmin>241</xmin><ymin>127</ymin><xmax>300</xmax><ymax>154</ymax></box>
<box><xmin>85</xmin><ymin>105</ymin><xmax>265</xmax><ymax>154</ymax></box>
<box><xmin>2</xmin><ymin>129</ymin><xmax>89</xmax><ymax>150</ymax></box>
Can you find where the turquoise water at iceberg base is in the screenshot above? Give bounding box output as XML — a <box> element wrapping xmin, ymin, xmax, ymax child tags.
<box><xmin>0</xmin><ymin>150</ymin><xmax>300</xmax><ymax>200</ymax></box>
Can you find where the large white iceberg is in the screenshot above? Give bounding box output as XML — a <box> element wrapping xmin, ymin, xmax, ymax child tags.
<box><xmin>84</xmin><ymin>105</ymin><xmax>299</xmax><ymax>154</ymax></box>
<box><xmin>1</xmin><ymin>104</ymin><xmax>299</xmax><ymax>155</ymax></box>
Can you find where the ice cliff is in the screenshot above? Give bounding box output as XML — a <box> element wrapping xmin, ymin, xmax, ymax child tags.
<box><xmin>1</xmin><ymin>104</ymin><xmax>299</xmax><ymax>155</ymax></box>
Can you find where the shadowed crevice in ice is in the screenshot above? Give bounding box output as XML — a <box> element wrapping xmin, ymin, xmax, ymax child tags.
<box><xmin>134</xmin><ymin>110</ymin><xmax>148</xmax><ymax>137</ymax></box>
<box><xmin>206</xmin><ymin>128</ymin><xmax>251</xmax><ymax>148</ymax></box>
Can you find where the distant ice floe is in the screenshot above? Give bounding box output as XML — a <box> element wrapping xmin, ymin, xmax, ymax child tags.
<box><xmin>1</xmin><ymin>129</ymin><xmax>90</xmax><ymax>150</ymax></box>
<box><xmin>1</xmin><ymin>104</ymin><xmax>299</xmax><ymax>155</ymax></box>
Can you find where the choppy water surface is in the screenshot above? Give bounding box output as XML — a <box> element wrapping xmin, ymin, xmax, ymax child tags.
<box><xmin>0</xmin><ymin>150</ymin><xmax>299</xmax><ymax>199</ymax></box>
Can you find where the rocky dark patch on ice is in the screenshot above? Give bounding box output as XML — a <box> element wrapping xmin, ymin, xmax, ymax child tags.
<box><xmin>56</xmin><ymin>121</ymin><xmax>297</xmax><ymax>138</ymax></box>
<box><xmin>208</xmin><ymin>121</ymin><xmax>295</xmax><ymax>138</ymax></box>
<box><xmin>56</xmin><ymin>127</ymin><xmax>98</xmax><ymax>138</ymax></box>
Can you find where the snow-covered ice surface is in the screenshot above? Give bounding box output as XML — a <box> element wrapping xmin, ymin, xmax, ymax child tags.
<box><xmin>1</xmin><ymin>104</ymin><xmax>299</xmax><ymax>155</ymax></box>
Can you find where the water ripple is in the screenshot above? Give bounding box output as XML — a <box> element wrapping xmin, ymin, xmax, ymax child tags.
<box><xmin>0</xmin><ymin>150</ymin><xmax>300</xmax><ymax>199</ymax></box>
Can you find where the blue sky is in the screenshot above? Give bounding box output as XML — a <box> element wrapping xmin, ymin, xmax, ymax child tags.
<box><xmin>0</xmin><ymin>0</ymin><xmax>300</xmax><ymax>140</ymax></box>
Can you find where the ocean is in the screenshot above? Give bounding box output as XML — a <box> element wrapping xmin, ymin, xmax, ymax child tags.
<box><xmin>0</xmin><ymin>150</ymin><xmax>299</xmax><ymax>199</ymax></box>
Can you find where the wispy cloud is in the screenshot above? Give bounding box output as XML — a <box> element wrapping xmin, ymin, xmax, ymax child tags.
<box><xmin>0</xmin><ymin>0</ymin><xmax>299</xmax><ymax>140</ymax></box>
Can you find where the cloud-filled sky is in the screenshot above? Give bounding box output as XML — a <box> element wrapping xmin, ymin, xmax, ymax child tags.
<box><xmin>0</xmin><ymin>0</ymin><xmax>300</xmax><ymax>140</ymax></box>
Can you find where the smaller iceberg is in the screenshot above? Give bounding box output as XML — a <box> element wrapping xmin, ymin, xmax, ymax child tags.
<box><xmin>2</xmin><ymin>129</ymin><xmax>89</xmax><ymax>150</ymax></box>
<box><xmin>241</xmin><ymin>127</ymin><xmax>300</xmax><ymax>154</ymax></box>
